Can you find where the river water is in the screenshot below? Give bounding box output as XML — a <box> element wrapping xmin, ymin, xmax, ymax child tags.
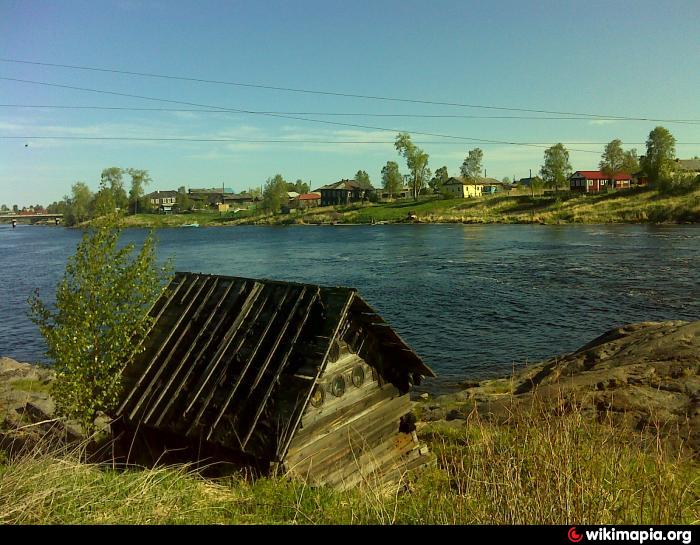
<box><xmin>1</xmin><ymin>223</ymin><xmax>698</xmax><ymax>390</ymax></box>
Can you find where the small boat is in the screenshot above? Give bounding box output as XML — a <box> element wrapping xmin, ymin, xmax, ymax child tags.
<box><xmin>180</xmin><ymin>222</ymin><xmax>199</xmax><ymax>228</ymax></box>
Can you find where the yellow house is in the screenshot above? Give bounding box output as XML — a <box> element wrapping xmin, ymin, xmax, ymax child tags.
<box><xmin>443</xmin><ymin>177</ymin><xmax>484</xmax><ymax>198</ymax></box>
<box><xmin>218</xmin><ymin>203</ymin><xmax>230</xmax><ymax>213</ymax></box>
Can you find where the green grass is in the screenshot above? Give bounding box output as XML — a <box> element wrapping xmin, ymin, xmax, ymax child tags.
<box><xmin>224</xmin><ymin>187</ymin><xmax>700</xmax><ymax>226</ymax></box>
<box><xmin>8</xmin><ymin>379</ymin><xmax>51</xmax><ymax>394</ymax></box>
<box><xmin>102</xmin><ymin>187</ymin><xmax>700</xmax><ymax>228</ymax></box>
<box><xmin>1</xmin><ymin>397</ymin><xmax>697</xmax><ymax>524</ymax></box>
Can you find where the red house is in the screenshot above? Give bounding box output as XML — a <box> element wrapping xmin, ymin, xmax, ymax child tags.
<box><xmin>569</xmin><ymin>171</ymin><xmax>632</xmax><ymax>193</ymax></box>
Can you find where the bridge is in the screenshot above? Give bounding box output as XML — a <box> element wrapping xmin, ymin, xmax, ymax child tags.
<box><xmin>0</xmin><ymin>214</ymin><xmax>64</xmax><ymax>225</ymax></box>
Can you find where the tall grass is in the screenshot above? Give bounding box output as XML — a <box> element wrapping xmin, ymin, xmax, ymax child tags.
<box><xmin>1</xmin><ymin>395</ymin><xmax>698</xmax><ymax>524</ymax></box>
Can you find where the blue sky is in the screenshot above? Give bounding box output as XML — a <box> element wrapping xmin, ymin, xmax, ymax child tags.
<box><xmin>1</xmin><ymin>0</ymin><xmax>699</xmax><ymax>205</ymax></box>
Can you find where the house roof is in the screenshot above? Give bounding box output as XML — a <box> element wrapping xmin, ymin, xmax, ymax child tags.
<box><xmin>115</xmin><ymin>272</ymin><xmax>433</xmax><ymax>461</ymax></box>
<box><xmin>571</xmin><ymin>170</ymin><xmax>632</xmax><ymax>181</ymax></box>
<box><xmin>675</xmin><ymin>159</ymin><xmax>700</xmax><ymax>171</ymax></box>
<box><xmin>444</xmin><ymin>176</ymin><xmax>501</xmax><ymax>186</ymax></box>
<box><xmin>146</xmin><ymin>190</ymin><xmax>180</xmax><ymax>199</ymax></box>
<box><xmin>297</xmin><ymin>192</ymin><xmax>321</xmax><ymax>201</ymax></box>
<box><xmin>316</xmin><ymin>179</ymin><xmax>376</xmax><ymax>191</ymax></box>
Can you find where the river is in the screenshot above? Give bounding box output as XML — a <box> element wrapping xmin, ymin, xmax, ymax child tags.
<box><xmin>1</xmin><ymin>223</ymin><xmax>698</xmax><ymax>390</ymax></box>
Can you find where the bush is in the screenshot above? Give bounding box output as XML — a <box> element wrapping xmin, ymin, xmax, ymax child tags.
<box><xmin>28</xmin><ymin>215</ymin><xmax>172</xmax><ymax>435</ymax></box>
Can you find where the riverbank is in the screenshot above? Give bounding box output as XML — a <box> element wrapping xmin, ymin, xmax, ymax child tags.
<box><xmin>115</xmin><ymin>186</ymin><xmax>700</xmax><ymax>228</ymax></box>
<box><xmin>1</xmin><ymin>320</ymin><xmax>698</xmax><ymax>523</ymax></box>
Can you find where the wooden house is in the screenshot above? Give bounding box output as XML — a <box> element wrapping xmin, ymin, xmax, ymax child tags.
<box><xmin>113</xmin><ymin>272</ymin><xmax>435</xmax><ymax>490</ymax></box>
<box><xmin>442</xmin><ymin>176</ymin><xmax>484</xmax><ymax>198</ymax></box>
<box><xmin>569</xmin><ymin>170</ymin><xmax>631</xmax><ymax>192</ymax></box>
<box><xmin>316</xmin><ymin>179</ymin><xmax>376</xmax><ymax>206</ymax></box>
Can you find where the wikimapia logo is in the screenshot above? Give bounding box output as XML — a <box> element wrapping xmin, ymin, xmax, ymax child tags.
<box><xmin>567</xmin><ymin>527</ymin><xmax>693</xmax><ymax>544</ymax></box>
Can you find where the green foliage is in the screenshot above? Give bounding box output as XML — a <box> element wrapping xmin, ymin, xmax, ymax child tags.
<box><xmin>540</xmin><ymin>143</ymin><xmax>572</xmax><ymax>191</ymax></box>
<box><xmin>262</xmin><ymin>174</ymin><xmax>288</xmax><ymax>213</ymax></box>
<box><xmin>395</xmin><ymin>132</ymin><xmax>431</xmax><ymax>200</ymax></box>
<box><xmin>354</xmin><ymin>170</ymin><xmax>371</xmax><ymax>187</ymax></box>
<box><xmin>601</xmin><ymin>140</ymin><xmax>639</xmax><ymax>180</ymax></box>
<box><xmin>292</xmin><ymin>179</ymin><xmax>310</xmax><ymax>194</ymax></box>
<box><xmin>621</xmin><ymin>148</ymin><xmax>640</xmax><ymax>174</ymax></box>
<box><xmin>381</xmin><ymin>160</ymin><xmax>403</xmax><ymax>197</ymax></box>
<box><xmin>643</xmin><ymin>126</ymin><xmax>677</xmax><ymax>189</ymax></box>
<box><xmin>65</xmin><ymin>182</ymin><xmax>93</xmax><ymax>226</ymax></box>
<box><xmin>27</xmin><ymin>215</ymin><xmax>171</xmax><ymax>434</ymax></box>
<box><xmin>101</xmin><ymin>167</ymin><xmax>128</xmax><ymax>210</ymax></box>
<box><xmin>430</xmin><ymin>166</ymin><xmax>449</xmax><ymax>192</ymax></box>
<box><xmin>600</xmin><ymin>139</ymin><xmax>625</xmax><ymax>178</ymax></box>
<box><xmin>460</xmin><ymin>148</ymin><xmax>483</xmax><ymax>180</ymax></box>
<box><xmin>127</xmin><ymin>169</ymin><xmax>151</xmax><ymax>214</ymax></box>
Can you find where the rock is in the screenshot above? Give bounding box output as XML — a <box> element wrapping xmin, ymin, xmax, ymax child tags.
<box><xmin>419</xmin><ymin>393</ymin><xmax>430</xmax><ymax>400</ymax></box>
<box><xmin>427</xmin><ymin>320</ymin><xmax>700</xmax><ymax>457</ymax></box>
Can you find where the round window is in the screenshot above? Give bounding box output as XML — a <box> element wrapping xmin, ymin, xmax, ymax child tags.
<box><xmin>351</xmin><ymin>366</ymin><xmax>365</xmax><ymax>388</ymax></box>
<box><xmin>330</xmin><ymin>375</ymin><xmax>346</xmax><ymax>397</ymax></box>
<box><xmin>310</xmin><ymin>385</ymin><xmax>325</xmax><ymax>408</ymax></box>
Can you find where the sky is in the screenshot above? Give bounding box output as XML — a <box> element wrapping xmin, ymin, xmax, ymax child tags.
<box><xmin>1</xmin><ymin>0</ymin><xmax>699</xmax><ymax>206</ymax></box>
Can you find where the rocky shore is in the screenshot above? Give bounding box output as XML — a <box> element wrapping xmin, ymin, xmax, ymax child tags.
<box><xmin>2</xmin><ymin>319</ymin><xmax>699</xmax><ymax>457</ymax></box>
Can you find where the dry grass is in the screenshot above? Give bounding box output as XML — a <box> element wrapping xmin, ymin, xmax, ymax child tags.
<box><xmin>1</xmin><ymin>394</ymin><xmax>698</xmax><ymax>524</ymax></box>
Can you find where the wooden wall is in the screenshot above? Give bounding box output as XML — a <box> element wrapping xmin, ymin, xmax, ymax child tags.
<box><xmin>283</xmin><ymin>337</ymin><xmax>431</xmax><ymax>491</ymax></box>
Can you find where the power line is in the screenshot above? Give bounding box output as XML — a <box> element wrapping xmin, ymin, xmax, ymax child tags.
<box><xmin>2</xmin><ymin>103</ymin><xmax>699</xmax><ymax>124</ymax></box>
<box><xmin>2</xmin><ymin>58</ymin><xmax>698</xmax><ymax>123</ymax></box>
<box><xmin>0</xmin><ymin>76</ymin><xmax>608</xmax><ymax>154</ymax></box>
<box><xmin>4</xmin><ymin>136</ymin><xmax>698</xmax><ymax>145</ymax></box>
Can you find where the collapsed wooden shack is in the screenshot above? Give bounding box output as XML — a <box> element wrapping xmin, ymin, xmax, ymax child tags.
<box><xmin>114</xmin><ymin>272</ymin><xmax>435</xmax><ymax>490</ymax></box>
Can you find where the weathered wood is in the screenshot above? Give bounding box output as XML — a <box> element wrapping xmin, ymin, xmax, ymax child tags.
<box><xmin>239</xmin><ymin>288</ymin><xmax>320</xmax><ymax>448</ymax></box>
<box><xmin>151</xmin><ymin>280</ymin><xmax>248</xmax><ymax>427</ymax></box>
<box><xmin>114</xmin><ymin>272</ymin><xmax>435</xmax><ymax>487</ymax></box>
<box><xmin>285</xmin><ymin>398</ymin><xmax>412</xmax><ymax>483</ymax></box>
<box><xmin>183</xmin><ymin>281</ymin><xmax>267</xmax><ymax>432</ymax></box>
<box><xmin>275</xmin><ymin>290</ymin><xmax>356</xmax><ymax>460</ymax></box>
<box><xmin>125</xmin><ymin>275</ymin><xmax>211</xmax><ymax>420</ymax></box>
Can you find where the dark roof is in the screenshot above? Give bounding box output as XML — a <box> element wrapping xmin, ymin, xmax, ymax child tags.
<box><xmin>571</xmin><ymin>170</ymin><xmax>631</xmax><ymax>181</ymax></box>
<box><xmin>675</xmin><ymin>159</ymin><xmax>700</xmax><ymax>171</ymax></box>
<box><xmin>444</xmin><ymin>176</ymin><xmax>502</xmax><ymax>186</ymax></box>
<box><xmin>317</xmin><ymin>179</ymin><xmax>375</xmax><ymax>191</ymax></box>
<box><xmin>115</xmin><ymin>272</ymin><xmax>432</xmax><ymax>461</ymax></box>
<box><xmin>146</xmin><ymin>190</ymin><xmax>180</xmax><ymax>198</ymax></box>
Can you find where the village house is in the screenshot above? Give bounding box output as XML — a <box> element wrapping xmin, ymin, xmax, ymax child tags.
<box><xmin>316</xmin><ymin>179</ymin><xmax>375</xmax><ymax>206</ymax></box>
<box><xmin>569</xmin><ymin>171</ymin><xmax>632</xmax><ymax>193</ymax></box>
<box><xmin>146</xmin><ymin>190</ymin><xmax>179</xmax><ymax>213</ymax></box>
<box><xmin>674</xmin><ymin>158</ymin><xmax>700</xmax><ymax>175</ymax></box>
<box><xmin>442</xmin><ymin>176</ymin><xmax>485</xmax><ymax>198</ymax></box>
<box><xmin>113</xmin><ymin>272</ymin><xmax>435</xmax><ymax>490</ymax></box>
<box><xmin>293</xmin><ymin>192</ymin><xmax>322</xmax><ymax>209</ymax></box>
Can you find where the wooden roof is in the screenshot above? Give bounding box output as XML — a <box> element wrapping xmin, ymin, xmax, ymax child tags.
<box><xmin>115</xmin><ymin>272</ymin><xmax>433</xmax><ymax>461</ymax></box>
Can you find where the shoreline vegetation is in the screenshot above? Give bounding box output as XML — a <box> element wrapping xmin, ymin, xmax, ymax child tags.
<box><xmin>1</xmin><ymin>320</ymin><xmax>698</xmax><ymax>524</ymax></box>
<box><xmin>112</xmin><ymin>186</ymin><xmax>700</xmax><ymax>229</ymax></box>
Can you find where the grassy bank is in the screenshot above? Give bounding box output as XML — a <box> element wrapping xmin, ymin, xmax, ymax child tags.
<box><xmin>116</xmin><ymin>186</ymin><xmax>700</xmax><ymax>228</ymax></box>
<box><xmin>1</xmin><ymin>399</ymin><xmax>697</xmax><ymax>524</ymax></box>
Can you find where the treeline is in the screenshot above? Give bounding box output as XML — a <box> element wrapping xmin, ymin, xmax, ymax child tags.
<box><xmin>45</xmin><ymin>167</ymin><xmax>161</xmax><ymax>226</ymax></box>
<box><xmin>380</xmin><ymin>126</ymin><xmax>698</xmax><ymax>200</ymax></box>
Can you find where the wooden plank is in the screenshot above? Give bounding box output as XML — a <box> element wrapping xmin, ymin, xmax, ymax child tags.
<box><xmin>119</xmin><ymin>274</ymin><xmax>202</xmax><ymax>417</ymax></box>
<box><xmin>125</xmin><ymin>276</ymin><xmax>213</xmax><ymax>421</ymax></box>
<box><xmin>150</xmin><ymin>279</ymin><xmax>248</xmax><ymax>427</ymax></box>
<box><xmin>285</xmin><ymin>398</ymin><xmax>412</xmax><ymax>482</ymax></box>
<box><xmin>187</xmin><ymin>285</ymin><xmax>293</xmax><ymax>439</ymax></box>
<box><xmin>182</xmin><ymin>281</ymin><xmax>267</xmax><ymax>430</ymax></box>
<box><xmin>238</xmin><ymin>288</ymin><xmax>320</xmax><ymax>449</ymax></box>
<box><xmin>275</xmin><ymin>291</ymin><xmax>356</xmax><ymax>460</ymax></box>
<box><xmin>285</xmin><ymin>394</ymin><xmax>409</xmax><ymax>470</ymax></box>
<box><xmin>117</xmin><ymin>274</ymin><xmax>190</xmax><ymax>399</ymax></box>
<box><xmin>322</xmin><ymin>431</ymin><xmax>417</xmax><ymax>490</ymax></box>
<box><xmin>293</xmin><ymin>381</ymin><xmax>393</xmax><ymax>442</ymax></box>
<box><xmin>141</xmin><ymin>278</ymin><xmax>222</xmax><ymax>424</ymax></box>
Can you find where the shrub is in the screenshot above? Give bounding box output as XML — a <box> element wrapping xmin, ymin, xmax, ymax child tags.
<box><xmin>28</xmin><ymin>215</ymin><xmax>172</xmax><ymax>435</ymax></box>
